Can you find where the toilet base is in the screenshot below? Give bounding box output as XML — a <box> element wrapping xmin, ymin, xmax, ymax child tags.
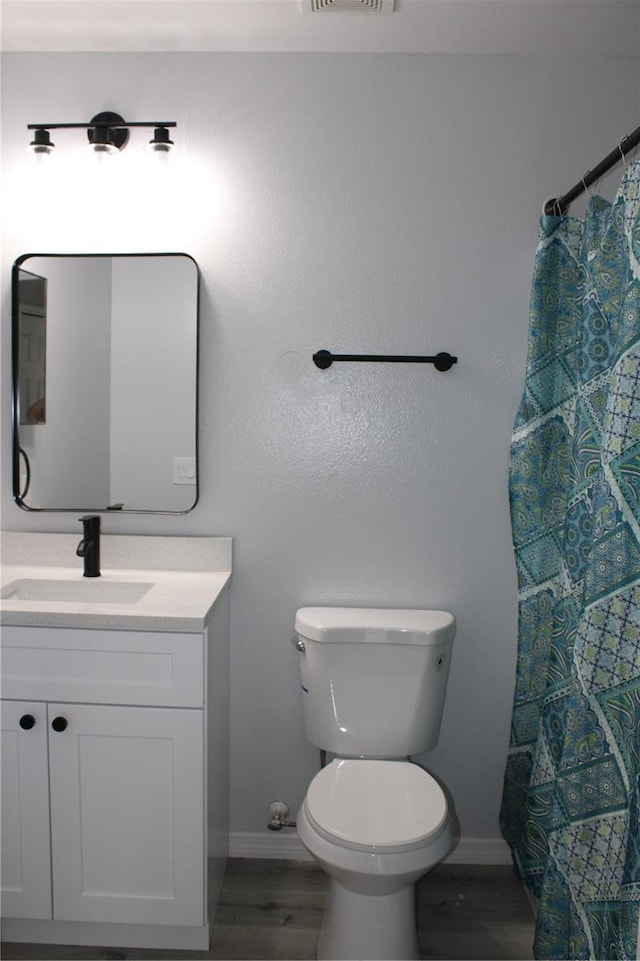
<box><xmin>317</xmin><ymin>877</ymin><xmax>419</xmax><ymax>961</ymax></box>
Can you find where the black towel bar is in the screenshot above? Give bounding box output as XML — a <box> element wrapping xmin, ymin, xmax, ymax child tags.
<box><xmin>312</xmin><ymin>350</ymin><xmax>457</xmax><ymax>372</ymax></box>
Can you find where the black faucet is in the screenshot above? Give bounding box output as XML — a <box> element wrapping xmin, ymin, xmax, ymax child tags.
<box><xmin>76</xmin><ymin>515</ymin><xmax>101</xmax><ymax>577</ymax></box>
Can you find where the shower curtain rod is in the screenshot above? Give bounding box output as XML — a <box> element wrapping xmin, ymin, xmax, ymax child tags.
<box><xmin>544</xmin><ymin>123</ymin><xmax>640</xmax><ymax>216</ymax></box>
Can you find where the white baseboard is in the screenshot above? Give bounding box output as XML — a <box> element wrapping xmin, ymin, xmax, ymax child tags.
<box><xmin>230</xmin><ymin>830</ymin><xmax>314</xmax><ymax>861</ymax></box>
<box><xmin>228</xmin><ymin>831</ymin><xmax>513</xmax><ymax>865</ymax></box>
<box><xmin>445</xmin><ymin>837</ymin><xmax>513</xmax><ymax>865</ymax></box>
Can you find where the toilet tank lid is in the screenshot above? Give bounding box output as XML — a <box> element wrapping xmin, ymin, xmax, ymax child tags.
<box><xmin>295</xmin><ymin>607</ymin><xmax>456</xmax><ymax>645</ymax></box>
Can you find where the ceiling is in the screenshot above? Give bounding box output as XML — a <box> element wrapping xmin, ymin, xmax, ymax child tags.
<box><xmin>1</xmin><ymin>0</ymin><xmax>639</xmax><ymax>55</ymax></box>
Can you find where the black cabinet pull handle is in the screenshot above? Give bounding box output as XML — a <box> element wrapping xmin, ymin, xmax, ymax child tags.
<box><xmin>51</xmin><ymin>716</ymin><xmax>68</xmax><ymax>733</ymax></box>
<box><xmin>19</xmin><ymin>714</ymin><xmax>36</xmax><ymax>730</ymax></box>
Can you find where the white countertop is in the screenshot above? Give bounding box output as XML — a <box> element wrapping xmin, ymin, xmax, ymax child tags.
<box><xmin>0</xmin><ymin>533</ymin><xmax>232</xmax><ymax>631</ymax></box>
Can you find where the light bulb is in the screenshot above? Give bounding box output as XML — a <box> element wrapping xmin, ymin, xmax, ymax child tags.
<box><xmin>88</xmin><ymin>125</ymin><xmax>118</xmax><ymax>158</ymax></box>
<box><xmin>90</xmin><ymin>141</ymin><xmax>117</xmax><ymax>156</ymax></box>
<box><xmin>28</xmin><ymin>128</ymin><xmax>55</xmax><ymax>158</ymax></box>
<box><xmin>146</xmin><ymin>126</ymin><xmax>174</xmax><ymax>160</ymax></box>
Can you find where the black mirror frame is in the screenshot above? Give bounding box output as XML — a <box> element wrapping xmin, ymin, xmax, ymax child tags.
<box><xmin>11</xmin><ymin>251</ymin><xmax>200</xmax><ymax>514</ymax></box>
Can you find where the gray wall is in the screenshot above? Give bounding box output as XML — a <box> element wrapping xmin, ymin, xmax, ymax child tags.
<box><xmin>1</xmin><ymin>52</ymin><xmax>638</xmax><ymax>848</ymax></box>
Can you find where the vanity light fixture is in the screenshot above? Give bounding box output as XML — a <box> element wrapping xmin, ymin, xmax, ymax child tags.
<box><xmin>27</xmin><ymin>111</ymin><xmax>177</xmax><ymax>158</ymax></box>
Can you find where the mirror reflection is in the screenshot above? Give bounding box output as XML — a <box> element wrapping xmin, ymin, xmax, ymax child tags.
<box><xmin>12</xmin><ymin>253</ymin><xmax>199</xmax><ymax>513</ymax></box>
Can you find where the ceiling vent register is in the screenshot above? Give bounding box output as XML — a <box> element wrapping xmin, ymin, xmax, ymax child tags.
<box><xmin>306</xmin><ymin>0</ymin><xmax>394</xmax><ymax>12</ymax></box>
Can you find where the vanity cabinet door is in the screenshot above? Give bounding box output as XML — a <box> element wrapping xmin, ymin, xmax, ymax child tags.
<box><xmin>47</xmin><ymin>702</ymin><xmax>204</xmax><ymax>927</ymax></box>
<box><xmin>0</xmin><ymin>700</ymin><xmax>52</xmax><ymax>919</ymax></box>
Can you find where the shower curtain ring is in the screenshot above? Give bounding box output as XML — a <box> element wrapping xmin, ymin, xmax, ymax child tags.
<box><xmin>619</xmin><ymin>136</ymin><xmax>628</xmax><ymax>171</ymax></box>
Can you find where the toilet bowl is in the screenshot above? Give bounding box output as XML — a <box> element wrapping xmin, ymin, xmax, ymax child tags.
<box><xmin>297</xmin><ymin>759</ymin><xmax>453</xmax><ymax>961</ymax></box>
<box><xmin>293</xmin><ymin>607</ymin><xmax>456</xmax><ymax>961</ymax></box>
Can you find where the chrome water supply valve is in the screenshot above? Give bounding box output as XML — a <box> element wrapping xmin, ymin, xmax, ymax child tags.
<box><xmin>267</xmin><ymin>801</ymin><xmax>297</xmax><ymax>831</ymax></box>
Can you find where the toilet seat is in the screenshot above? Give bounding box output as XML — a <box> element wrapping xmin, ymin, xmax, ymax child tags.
<box><xmin>304</xmin><ymin>759</ymin><xmax>448</xmax><ymax>854</ymax></box>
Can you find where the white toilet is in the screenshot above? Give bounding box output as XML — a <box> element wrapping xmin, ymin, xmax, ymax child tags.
<box><xmin>294</xmin><ymin>606</ymin><xmax>456</xmax><ymax>961</ymax></box>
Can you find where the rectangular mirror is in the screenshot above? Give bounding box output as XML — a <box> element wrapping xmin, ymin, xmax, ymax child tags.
<box><xmin>12</xmin><ymin>253</ymin><xmax>199</xmax><ymax>513</ymax></box>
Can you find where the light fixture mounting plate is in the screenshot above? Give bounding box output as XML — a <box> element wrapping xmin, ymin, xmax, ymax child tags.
<box><xmin>88</xmin><ymin>111</ymin><xmax>129</xmax><ymax>150</ymax></box>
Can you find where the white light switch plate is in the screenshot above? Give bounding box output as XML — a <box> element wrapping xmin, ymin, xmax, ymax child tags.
<box><xmin>173</xmin><ymin>456</ymin><xmax>196</xmax><ymax>485</ymax></box>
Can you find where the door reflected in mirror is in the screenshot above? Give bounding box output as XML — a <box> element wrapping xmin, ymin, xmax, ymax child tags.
<box><xmin>12</xmin><ymin>253</ymin><xmax>199</xmax><ymax>513</ymax></box>
<box><xmin>17</xmin><ymin>268</ymin><xmax>47</xmax><ymax>426</ymax></box>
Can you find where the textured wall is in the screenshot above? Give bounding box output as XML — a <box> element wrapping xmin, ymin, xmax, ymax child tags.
<box><xmin>1</xmin><ymin>51</ymin><xmax>637</xmax><ymax>846</ymax></box>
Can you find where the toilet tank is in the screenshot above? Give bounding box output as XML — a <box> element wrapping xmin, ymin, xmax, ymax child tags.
<box><xmin>294</xmin><ymin>607</ymin><xmax>455</xmax><ymax>758</ymax></box>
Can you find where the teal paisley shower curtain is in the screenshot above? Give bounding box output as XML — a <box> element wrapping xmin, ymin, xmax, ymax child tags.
<box><xmin>501</xmin><ymin>160</ymin><xmax>640</xmax><ymax>961</ymax></box>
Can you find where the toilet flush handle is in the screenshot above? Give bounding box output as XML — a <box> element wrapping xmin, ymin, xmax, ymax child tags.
<box><xmin>291</xmin><ymin>635</ymin><xmax>306</xmax><ymax>653</ymax></box>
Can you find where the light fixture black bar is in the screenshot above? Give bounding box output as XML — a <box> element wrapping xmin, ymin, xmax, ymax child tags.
<box><xmin>313</xmin><ymin>350</ymin><xmax>457</xmax><ymax>371</ymax></box>
<box><xmin>27</xmin><ymin>121</ymin><xmax>176</xmax><ymax>130</ymax></box>
<box><xmin>544</xmin><ymin>122</ymin><xmax>640</xmax><ymax>215</ymax></box>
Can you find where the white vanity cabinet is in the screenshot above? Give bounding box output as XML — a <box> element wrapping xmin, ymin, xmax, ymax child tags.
<box><xmin>47</xmin><ymin>702</ymin><xmax>203</xmax><ymax>926</ymax></box>
<box><xmin>1</xmin><ymin>699</ymin><xmax>52</xmax><ymax>920</ymax></box>
<box><xmin>1</xmin><ymin>616</ymin><xmax>229</xmax><ymax>951</ymax></box>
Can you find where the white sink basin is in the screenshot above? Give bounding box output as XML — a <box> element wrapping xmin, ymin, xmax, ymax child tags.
<box><xmin>1</xmin><ymin>578</ymin><xmax>153</xmax><ymax>605</ymax></box>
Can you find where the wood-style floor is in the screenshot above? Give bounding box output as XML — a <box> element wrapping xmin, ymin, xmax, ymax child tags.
<box><xmin>2</xmin><ymin>859</ymin><xmax>535</xmax><ymax>961</ymax></box>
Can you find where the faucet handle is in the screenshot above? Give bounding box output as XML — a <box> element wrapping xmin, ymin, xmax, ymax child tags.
<box><xmin>77</xmin><ymin>515</ymin><xmax>101</xmax><ymax>577</ymax></box>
